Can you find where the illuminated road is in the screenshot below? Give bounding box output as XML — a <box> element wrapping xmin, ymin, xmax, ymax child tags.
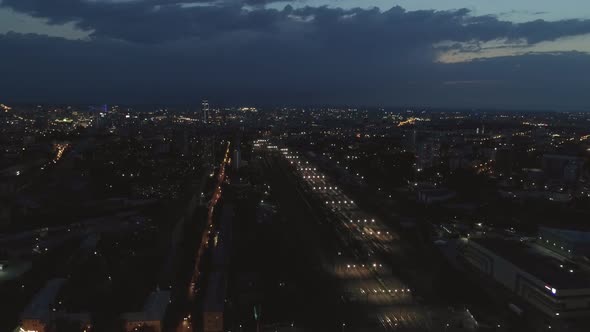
<box><xmin>175</xmin><ymin>142</ymin><xmax>230</xmax><ymax>332</ymax></box>
<box><xmin>277</xmin><ymin>148</ymin><xmax>436</xmax><ymax>330</ymax></box>
<box><xmin>189</xmin><ymin>141</ymin><xmax>231</xmax><ymax>300</ymax></box>
<box><xmin>53</xmin><ymin>143</ymin><xmax>69</xmax><ymax>163</ymax></box>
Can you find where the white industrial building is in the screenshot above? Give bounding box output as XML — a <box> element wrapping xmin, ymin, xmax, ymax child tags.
<box><xmin>463</xmin><ymin>237</ymin><xmax>590</xmax><ymax>318</ymax></box>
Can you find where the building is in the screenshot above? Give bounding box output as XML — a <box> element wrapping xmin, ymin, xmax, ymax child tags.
<box><xmin>58</xmin><ymin>313</ymin><xmax>93</xmax><ymax>332</ymax></box>
<box><xmin>0</xmin><ymin>200</ymin><xmax>11</xmax><ymax>225</ymax></box>
<box><xmin>463</xmin><ymin>238</ymin><xmax>590</xmax><ymax>318</ymax></box>
<box><xmin>203</xmin><ymin>272</ymin><xmax>227</xmax><ymax>332</ymax></box>
<box><xmin>202</xmin><ymin>137</ymin><xmax>216</xmax><ymax>170</ymax></box>
<box><xmin>538</xmin><ymin>227</ymin><xmax>590</xmax><ymax>259</ymax></box>
<box><xmin>417</xmin><ymin>187</ymin><xmax>456</xmax><ymax>204</ymax></box>
<box><xmin>542</xmin><ymin>154</ymin><xmax>584</xmax><ymax>183</ymax></box>
<box><xmin>122</xmin><ymin>290</ymin><xmax>171</xmax><ymax>332</ymax></box>
<box><xmin>202</xmin><ymin>100</ymin><xmax>210</xmax><ymax>124</ymax></box>
<box><xmin>232</xmin><ymin>147</ymin><xmax>241</xmax><ymax>169</ymax></box>
<box><xmin>415</xmin><ymin>136</ymin><xmax>441</xmax><ymax>170</ymax></box>
<box><xmin>20</xmin><ymin>278</ymin><xmax>67</xmax><ymax>332</ymax></box>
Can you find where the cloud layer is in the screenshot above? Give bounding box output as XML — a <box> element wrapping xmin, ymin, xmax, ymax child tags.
<box><xmin>1</xmin><ymin>0</ymin><xmax>590</xmax><ymax>108</ymax></box>
<box><xmin>4</xmin><ymin>0</ymin><xmax>590</xmax><ymax>44</ymax></box>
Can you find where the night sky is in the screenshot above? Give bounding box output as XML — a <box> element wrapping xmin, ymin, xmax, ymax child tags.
<box><xmin>1</xmin><ymin>0</ymin><xmax>590</xmax><ymax>109</ymax></box>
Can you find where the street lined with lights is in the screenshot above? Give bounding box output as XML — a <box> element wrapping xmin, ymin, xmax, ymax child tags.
<box><xmin>279</xmin><ymin>148</ymin><xmax>430</xmax><ymax>330</ymax></box>
<box><xmin>188</xmin><ymin>141</ymin><xmax>231</xmax><ymax>302</ymax></box>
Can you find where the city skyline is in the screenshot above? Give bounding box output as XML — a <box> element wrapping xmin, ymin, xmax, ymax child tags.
<box><xmin>3</xmin><ymin>4</ymin><xmax>590</xmax><ymax>329</ymax></box>
<box><xmin>2</xmin><ymin>104</ymin><xmax>590</xmax><ymax>332</ymax></box>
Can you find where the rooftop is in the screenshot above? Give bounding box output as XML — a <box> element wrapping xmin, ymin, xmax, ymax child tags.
<box><xmin>122</xmin><ymin>290</ymin><xmax>170</xmax><ymax>322</ymax></box>
<box><xmin>540</xmin><ymin>227</ymin><xmax>590</xmax><ymax>244</ymax></box>
<box><xmin>142</xmin><ymin>290</ymin><xmax>170</xmax><ymax>321</ymax></box>
<box><xmin>204</xmin><ymin>271</ymin><xmax>227</xmax><ymax>313</ymax></box>
<box><xmin>21</xmin><ymin>278</ymin><xmax>66</xmax><ymax>320</ymax></box>
<box><xmin>472</xmin><ymin>238</ymin><xmax>590</xmax><ymax>290</ymax></box>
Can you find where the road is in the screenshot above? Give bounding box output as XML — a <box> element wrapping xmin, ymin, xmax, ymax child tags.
<box><xmin>176</xmin><ymin>141</ymin><xmax>231</xmax><ymax>332</ymax></box>
<box><xmin>189</xmin><ymin>140</ymin><xmax>231</xmax><ymax>299</ymax></box>
<box><xmin>262</xmin><ymin>148</ymin><xmax>442</xmax><ymax>331</ymax></box>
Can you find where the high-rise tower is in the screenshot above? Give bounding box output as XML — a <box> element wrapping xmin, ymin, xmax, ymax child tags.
<box><xmin>201</xmin><ymin>99</ymin><xmax>210</xmax><ymax>124</ymax></box>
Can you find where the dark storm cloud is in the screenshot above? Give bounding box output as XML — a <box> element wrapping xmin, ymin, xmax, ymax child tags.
<box><xmin>3</xmin><ymin>0</ymin><xmax>590</xmax><ymax>44</ymax></box>
<box><xmin>0</xmin><ymin>0</ymin><xmax>292</xmax><ymax>42</ymax></box>
<box><xmin>2</xmin><ymin>30</ymin><xmax>589</xmax><ymax>109</ymax></box>
<box><xmin>1</xmin><ymin>1</ymin><xmax>590</xmax><ymax>108</ymax></box>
